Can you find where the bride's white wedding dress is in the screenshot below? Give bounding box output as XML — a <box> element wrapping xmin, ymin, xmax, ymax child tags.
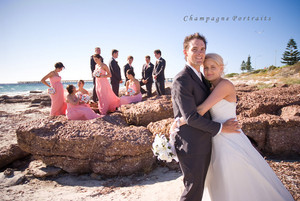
<box><xmin>202</xmin><ymin>99</ymin><xmax>294</xmax><ymax>201</ymax></box>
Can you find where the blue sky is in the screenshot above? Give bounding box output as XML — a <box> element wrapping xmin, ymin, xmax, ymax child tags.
<box><xmin>0</xmin><ymin>0</ymin><xmax>299</xmax><ymax>83</ymax></box>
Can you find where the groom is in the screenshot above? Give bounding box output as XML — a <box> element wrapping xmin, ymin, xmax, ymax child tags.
<box><xmin>171</xmin><ymin>33</ymin><xmax>240</xmax><ymax>201</ymax></box>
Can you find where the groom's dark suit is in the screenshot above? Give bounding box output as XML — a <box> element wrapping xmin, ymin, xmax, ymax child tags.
<box><xmin>172</xmin><ymin>65</ymin><xmax>221</xmax><ymax>201</ymax></box>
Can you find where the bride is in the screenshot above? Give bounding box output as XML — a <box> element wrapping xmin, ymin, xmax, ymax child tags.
<box><xmin>171</xmin><ymin>53</ymin><xmax>294</xmax><ymax>201</ymax></box>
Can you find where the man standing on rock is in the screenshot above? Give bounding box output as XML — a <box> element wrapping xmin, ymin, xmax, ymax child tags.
<box><xmin>109</xmin><ymin>49</ymin><xmax>123</xmax><ymax>96</ymax></box>
<box><xmin>152</xmin><ymin>49</ymin><xmax>166</xmax><ymax>96</ymax></box>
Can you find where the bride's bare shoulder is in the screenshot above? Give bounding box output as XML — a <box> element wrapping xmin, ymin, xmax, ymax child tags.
<box><xmin>219</xmin><ymin>78</ymin><xmax>235</xmax><ymax>89</ymax></box>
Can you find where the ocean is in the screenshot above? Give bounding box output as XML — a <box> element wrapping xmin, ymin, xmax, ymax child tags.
<box><xmin>0</xmin><ymin>81</ymin><xmax>126</xmax><ymax>96</ymax></box>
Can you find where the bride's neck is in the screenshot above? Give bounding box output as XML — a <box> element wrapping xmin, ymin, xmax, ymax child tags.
<box><xmin>211</xmin><ymin>77</ymin><xmax>222</xmax><ymax>87</ymax></box>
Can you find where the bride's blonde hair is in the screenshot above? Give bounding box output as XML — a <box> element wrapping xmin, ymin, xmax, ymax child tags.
<box><xmin>205</xmin><ymin>53</ymin><xmax>225</xmax><ymax>75</ymax></box>
<box><xmin>205</xmin><ymin>53</ymin><xmax>224</xmax><ymax>67</ymax></box>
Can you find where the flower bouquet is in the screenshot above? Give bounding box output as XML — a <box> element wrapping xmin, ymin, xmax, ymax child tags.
<box><xmin>81</xmin><ymin>94</ymin><xmax>90</xmax><ymax>103</ymax></box>
<box><xmin>152</xmin><ymin>133</ymin><xmax>178</xmax><ymax>163</ymax></box>
<box><xmin>127</xmin><ymin>88</ymin><xmax>135</xmax><ymax>96</ymax></box>
<box><xmin>47</xmin><ymin>87</ymin><xmax>55</xmax><ymax>95</ymax></box>
<box><xmin>93</xmin><ymin>69</ymin><xmax>102</xmax><ymax>78</ymax></box>
<box><xmin>76</xmin><ymin>92</ymin><xmax>90</xmax><ymax>104</ymax></box>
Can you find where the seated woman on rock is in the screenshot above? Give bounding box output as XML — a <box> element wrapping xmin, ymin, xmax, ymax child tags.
<box><xmin>77</xmin><ymin>80</ymin><xmax>89</xmax><ymax>95</ymax></box>
<box><xmin>120</xmin><ymin>69</ymin><xmax>142</xmax><ymax>105</ymax></box>
<box><xmin>66</xmin><ymin>85</ymin><xmax>101</xmax><ymax>120</ymax></box>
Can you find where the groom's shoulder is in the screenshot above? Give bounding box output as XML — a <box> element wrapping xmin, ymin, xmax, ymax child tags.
<box><xmin>174</xmin><ymin>67</ymin><xmax>190</xmax><ymax>82</ymax></box>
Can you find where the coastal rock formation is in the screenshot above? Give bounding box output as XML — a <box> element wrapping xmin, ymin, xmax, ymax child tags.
<box><xmin>147</xmin><ymin>118</ymin><xmax>174</xmax><ymax>138</ymax></box>
<box><xmin>236</xmin><ymin>84</ymin><xmax>300</xmax><ymax>117</ymax></box>
<box><xmin>120</xmin><ymin>95</ymin><xmax>173</xmax><ymax>127</ymax></box>
<box><xmin>0</xmin><ymin>94</ymin><xmax>51</xmax><ymax>107</ymax></box>
<box><xmin>16</xmin><ymin>114</ymin><xmax>155</xmax><ymax>176</ymax></box>
<box><xmin>236</xmin><ymin>84</ymin><xmax>300</xmax><ymax>156</ymax></box>
<box><xmin>0</xmin><ymin>144</ymin><xmax>30</xmax><ymax>169</ymax></box>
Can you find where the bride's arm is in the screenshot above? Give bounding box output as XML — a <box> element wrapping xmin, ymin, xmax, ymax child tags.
<box><xmin>196</xmin><ymin>79</ymin><xmax>234</xmax><ymax>115</ymax></box>
<box><xmin>176</xmin><ymin>79</ymin><xmax>234</xmax><ymax>127</ymax></box>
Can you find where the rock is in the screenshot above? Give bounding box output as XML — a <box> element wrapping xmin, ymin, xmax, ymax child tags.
<box><xmin>30</xmin><ymin>90</ymin><xmax>43</xmax><ymax>93</ymax></box>
<box><xmin>26</xmin><ymin>160</ymin><xmax>63</xmax><ymax>178</ymax></box>
<box><xmin>240</xmin><ymin>114</ymin><xmax>300</xmax><ymax>156</ymax></box>
<box><xmin>120</xmin><ymin>95</ymin><xmax>173</xmax><ymax>126</ymax></box>
<box><xmin>236</xmin><ymin>85</ymin><xmax>300</xmax><ymax>157</ymax></box>
<box><xmin>279</xmin><ymin>105</ymin><xmax>300</xmax><ymax>120</ymax></box>
<box><xmin>0</xmin><ymin>144</ymin><xmax>30</xmax><ymax>169</ymax></box>
<box><xmin>16</xmin><ymin>115</ymin><xmax>155</xmax><ymax>176</ymax></box>
<box><xmin>236</xmin><ymin>84</ymin><xmax>300</xmax><ymax>117</ymax></box>
<box><xmin>0</xmin><ymin>170</ymin><xmax>25</xmax><ymax>187</ymax></box>
<box><xmin>147</xmin><ymin>118</ymin><xmax>174</xmax><ymax>138</ymax></box>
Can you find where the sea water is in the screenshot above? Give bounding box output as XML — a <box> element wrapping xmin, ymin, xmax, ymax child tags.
<box><xmin>0</xmin><ymin>81</ymin><xmax>126</xmax><ymax>96</ymax></box>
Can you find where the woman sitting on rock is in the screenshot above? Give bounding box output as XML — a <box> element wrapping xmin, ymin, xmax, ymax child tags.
<box><xmin>120</xmin><ymin>69</ymin><xmax>142</xmax><ymax>105</ymax></box>
<box><xmin>66</xmin><ymin>85</ymin><xmax>101</xmax><ymax>120</ymax></box>
<box><xmin>77</xmin><ymin>80</ymin><xmax>89</xmax><ymax>95</ymax></box>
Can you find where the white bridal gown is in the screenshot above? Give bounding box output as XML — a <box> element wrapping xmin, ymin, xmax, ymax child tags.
<box><xmin>202</xmin><ymin>99</ymin><xmax>294</xmax><ymax>201</ymax></box>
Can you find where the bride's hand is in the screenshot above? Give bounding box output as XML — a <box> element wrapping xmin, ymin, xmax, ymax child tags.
<box><xmin>169</xmin><ymin>120</ymin><xmax>178</xmax><ymax>134</ymax></box>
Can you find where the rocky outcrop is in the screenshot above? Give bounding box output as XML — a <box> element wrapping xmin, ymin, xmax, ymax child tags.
<box><xmin>0</xmin><ymin>144</ymin><xmax>30</xmax><ymax>169</ymax></box>
<box><xmin>147</xmin><ymin>118</ymin><xmax>174</xmax><ymax>139</ymax></box>
<box><xmin>16</xmin><ymin>114</ymin><xmax>155</xmax><ymax>176</ymax></box>
<box><xmin>0</xmin><ymin>94</ymin><xmax>51</xmax><ymax>107</ymax></box>
<box><xmin>236</xmin><ymin>84</ymin><xmax>300</xmax><ymax>156</ymax></box>
<box><xmin>120</xmin><ymin>95</ymin><xmax>173</xmax><ymax>127</ymax></box>
<box><xmin>236</xmin><ymin>84</ymin><xmax>300</xmax><ymax>117</ymax></box>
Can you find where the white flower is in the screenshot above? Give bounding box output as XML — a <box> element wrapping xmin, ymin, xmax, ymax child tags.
<box><xmin>152</xmin><ymin>133</ymin><xmax>178</xmax><ymax>163</ymax></box>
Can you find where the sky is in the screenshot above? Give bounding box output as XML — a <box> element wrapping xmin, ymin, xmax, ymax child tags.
<box><xmin>0</xmin><ymin>0</ymin><xmax>300</xmax><ymax>83</ymax></box>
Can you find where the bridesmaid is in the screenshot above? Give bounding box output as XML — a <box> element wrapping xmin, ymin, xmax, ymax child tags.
<box><xmin>120</xmin><ymin>69</ymin><xmax>142</xmax><ymax>105</ymax></box>
<box><xmin>41</xmin><ymin>62</ymin><xmax>67</xmax><ymax>116</ymax></box>
<box><xmin>77</xmin><ymin>80</ymin><xmax>89</xmax><ymax>95</ymax></box>
<box><xmin>65</xmin><ymin>85</ymin><xmax>100</xmax><ymax>120</ymax></box>
<box><xmin>93</xmin><ymin>54</ymin><xmax>120</xmax><ymax>115</ymax></box>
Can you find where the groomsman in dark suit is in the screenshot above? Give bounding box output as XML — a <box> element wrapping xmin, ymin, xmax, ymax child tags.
<box><xmin>152</xmin><ymin>49</ymin><xmax>166</xmax><ymax>96</ymax></box>
<box><xmin>140</xmin><ymin>55</ymin><xmax>154</xmax><ymax>97</ymax></box>
<box><xmin>109</xmin><ymin>49</ymin><xmax>123</xmax><ymax>96</ymax></box>
<box><xmin>90</xmin><ymin>47</ymin><xmax>101</xmax><ymax>102</ymax></box>
<box><xmin>123</xmin><ymin>56</ymin><xmax>134</xmax><ymax>85</ymax></box>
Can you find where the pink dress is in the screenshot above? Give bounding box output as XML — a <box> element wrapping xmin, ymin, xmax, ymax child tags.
<box><xmin>95</xmin><ymin>65</ymin><xmax>120</xmax><ymax>115</ymax></box>
<box><xmin>49</xmin><ymin>75</ymin><xmax>67</xmax><ymax>116</ymax></box>
<box><xmin>120</xmin><ymin>81</ymin><xmax>142</xmax><ymax>105</ymax></box>
<box><xmin>66</xmin><ymin>102</ymin><xmax>100</xmax><ymax>120</ymax></box>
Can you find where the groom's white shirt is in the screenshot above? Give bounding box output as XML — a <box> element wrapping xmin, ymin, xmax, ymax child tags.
<box><xmin>186</xmin><ymin>63</ymin><xmax>222</xmax><ymax>135</ymax></box>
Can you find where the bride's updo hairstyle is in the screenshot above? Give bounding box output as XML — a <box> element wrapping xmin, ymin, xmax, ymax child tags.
<box><xmin>205</xmin><ymin>53</ymin><xmax>225</xmax><ymax>75</ymax></box>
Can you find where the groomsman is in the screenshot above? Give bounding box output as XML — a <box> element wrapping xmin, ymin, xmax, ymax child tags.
<box><xmin>123</xmin><ymin>56</ymin><xmax>134</xmax><ymax>85</ymax></box>
<box><xmin>140</xmin><ymin>55</ymin><xmax>154</xmax><ymax>97</ymax></box>
<box><xmin>152</xmin><ymin>49</ymin><xmax>166</xmax><ymax>95</ymax></box>
<box><xmin>109</xmin><ymin>49</ymin><xmax>123</xmax><ymax>96</ymax></box>
<box><xmin>90</xmin><ymin>47</ymin><xmax>101</xmax><ymax>102</ymax></box>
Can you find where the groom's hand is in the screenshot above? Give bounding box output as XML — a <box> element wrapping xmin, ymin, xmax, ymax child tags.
<box><xmin>221</xmin><ymin>118</ymin><xmax>241</xmax><ymax>134</ymax></box>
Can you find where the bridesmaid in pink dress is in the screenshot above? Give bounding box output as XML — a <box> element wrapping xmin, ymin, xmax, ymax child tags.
<box><xmin>120</xmin><ymin>69</ymin><xmax>142</xmax><ymax>105</ymax></box>
<box><xmin>65</xmin><ymin>85</ymin><xmax>101</xmax><ymax>120</ymax></box>
<box><xmin>41</xmin><ymin>62</ymin><xmax>67</xmax><ymax>116</ymax></box>
<box><xmin>93</xmin><ymin>54</ymin><xmax>120</xmax><ymax>115</ymax></box>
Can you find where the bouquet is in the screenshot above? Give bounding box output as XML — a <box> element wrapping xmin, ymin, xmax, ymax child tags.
<box><xmin>81</xmin><ymin>94</ymin><xmax>90</xmax><ymax>103</ymax></box>
<box><xmin>47</xmin><ymin>87</ymin><xmax>55</xmax><ymax>95</ymax></box>
<box><xmin>93</xmin><ymin>69</ymin><xmax>102</xmax><ymax>78</ymax></box>
<box><xmin>152</xmin><ymin>133</ymin><xmax>178</xmax><ymax>163</ymax></box>
<box><xmin>127</xmin><ymin>88</ymin><xmax>135</xmax><ymax>96</ymax></box>
<box><xmin>76</xmin><ymin>92</ymin><xmax>90</xmax><ymax>104</ymax></box>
